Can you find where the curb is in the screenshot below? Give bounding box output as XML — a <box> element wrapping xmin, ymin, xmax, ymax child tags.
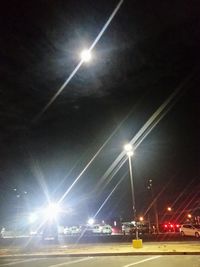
<box><xmin>0</xmin><ymin>251</ymin><xmax>200</xmax><ymax>258</ymax></box>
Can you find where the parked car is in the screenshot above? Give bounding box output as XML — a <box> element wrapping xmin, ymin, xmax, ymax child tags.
<box><xmin>92</xmin><ymin>225</ymin><xmax>102</xmax><ymax>234</ymax></box>
<box><xmin>91</xmin><ymin>224</ymin><xmax>112</xmax><ymax>235</ymax></box>
<box><xmin>102</xmin><ymin>225</ymin><xmax>112</xmax><ymax>235</ymax></box>
<box><xmin>64</xmin><ymin>226</ymin><xmax>81</xmax><ymax>235</ymax></box>
<box><xmin>80</xmin><ymin>225</ymin><xmax>94</xmax><ymax>236</ymax></box>
<box><xmin>63</xmin><ymin>227</ymin><xmax>71</xmax><ymax>235</ymax></box>
<box><xmin>122</xmin><ymin>222</ymin><xmax>136</xmax><ymax>235</ymax></box>
<box><xmin>180</xmin><ymin>224</ymin><xmax>200</xmax><ymax>238</ymax></box>
<box><xmin>160</xmin><ymin>222</ymin><xmax>181</xmax><ymax>233</ymax></box>
<box><xmin>112</xmin><ymin>226</ymin><xmax>122</xmax><ymax>235</ymax></box>
<box><xmin>70</xmin><ymin>226</ymin><xmax>81</xmax><ymax>235</ymax></box>
<box><xmin>137</xmin><ymin>223</ymin><xmax>153</xmax><ymax>234</ymax></box>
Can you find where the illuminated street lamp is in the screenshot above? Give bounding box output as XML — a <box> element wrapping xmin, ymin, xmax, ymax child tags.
<box><xmin>88</xmin><ymin>218</ymin><xmax>94</xmax><ymax>225</ymax></box>
<box><xmin>124</xmin><ymin>143</ymin><xmax>134</xmax><ymax>157</ymax></box>
<box><xmin>80</xmin><ymin>49</ymin><xmax>92</xmax><ymax>62</ymax></box>
<box><xmin>187</xmin><ymin>214</ymin><xmax>192</xmax><ymax>219</ymax></box>
<box><xmin>44</xmin><ymin>203</ymin><xmax>61</xmax><ymax>221</ymax></box>
<box><xmin>139</xmin><ymin>216</ymin><xmax>144</xmax><ymax>222</ymax></box>
<box><xmin>167</xmin><ymin>207</ymin><xmax>172</xmax><ymax>212</ymax></box>
<box><xmin>124</xmin><ymin>144</ymin><xmax>135</xmax><ymax>214</ymax></box>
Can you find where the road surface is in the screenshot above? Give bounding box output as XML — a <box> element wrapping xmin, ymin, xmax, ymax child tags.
<box><xmin>0</xmin><ymin>255</ymin><xmax>199</xmax><ymax>267</ymax></box>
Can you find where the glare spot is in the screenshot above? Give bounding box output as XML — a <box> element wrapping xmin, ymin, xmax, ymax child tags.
<box><xmin>80</xmin><ymin>49</ymin><xmax>92</xmax><ymax>62</ymax></box>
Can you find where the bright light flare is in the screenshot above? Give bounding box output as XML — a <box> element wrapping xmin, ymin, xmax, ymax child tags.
<box><xmin>124</xmin><ymin>143</ymin><xmax>134</xmax><ymax>157</ymax></box>
<box><xmin>80</xmin><ymin>49</ymin><xmax>92</xmax><ymax>62</ymax></box>
<box><xmin>139</xmin><ymin>216</ymin><xmax>144</xmax><ymax>222</ymax></box>
<box><xmin>44</xmin><ymin>203</ymin><xmax>61</xmax><ymax>220</ymax></box>
<box><xmin>28</xmin><ymin>213</ymin><xmax>38</xmax><ymax>224</ymax></box>
<box><xmin>88</xmin><ymin>218</ymin><xmax>94</xmax><ymax>225</ymax></box>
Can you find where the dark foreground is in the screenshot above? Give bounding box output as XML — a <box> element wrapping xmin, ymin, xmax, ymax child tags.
<box><xmin>0</xmin><ymin>255</ymin><xmax>200</xmax><ymax>267</ymax></box>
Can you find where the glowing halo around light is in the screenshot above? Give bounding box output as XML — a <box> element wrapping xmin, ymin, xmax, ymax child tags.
<box><xmin>88</xmin><ymin>218</ymin><xmax>95</xmax><ymax>225</ymax></box>
<box><xmin>28</xmin><ymin>213</ymin><xmax>38</xmax><ymax>224</ymax></box>
<box><xmin>44</xmin><ymin>203</ymin><xmax>61</xmax><ymax>220</ymax></box>
<box><xmin>80</xmin><ymin>49</ymin><xmax>92</xmax><ymax>62</ymax></box>
<box><xmin>124</xmin><ymin>143</ymin><xmax>134</xmax><ymax>157</ymax></box>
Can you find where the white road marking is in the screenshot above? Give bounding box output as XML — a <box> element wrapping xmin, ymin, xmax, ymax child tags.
<box><xmin>122</xmin><ymin>256</ymin><xmax>162</xmax><ymax>267</ymax></box>
<box><xmin>0</xmin><ymin>258</ymin><xmax>41</xmax><ymax>266</ymax></box>
<box><xmin>48</xmin><ymin>257</ymin><xmax>93</xmax><ymax>267</ymax></box>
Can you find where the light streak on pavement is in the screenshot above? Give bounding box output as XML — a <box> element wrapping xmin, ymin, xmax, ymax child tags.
<box><xmin>0</xmin><ymin>258</ymin><xmax>43</xmax><ymax>266</ymax></box>
<box><xmin>122</xmin><ymin>256</ymin><xmax>161</xmax><ymax>267</ymax></box>
<box><xmin>48</xmin><ymin>257</ymin><xmax>93</xmax><ymax>267</ymax></box>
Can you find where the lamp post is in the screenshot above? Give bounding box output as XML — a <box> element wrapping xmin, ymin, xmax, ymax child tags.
<box><xmin>124</xmin><ymin>144</ymin><xmax>139</xmax><ymax>240</ymax></box>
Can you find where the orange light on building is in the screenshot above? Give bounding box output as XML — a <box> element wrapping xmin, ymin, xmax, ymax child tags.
<box><xmin>187</xmin><ymin>214</ymin><xmax>192</xmax><ymax>219</ymax></box>
<box><xmin>167</xmin><ymin>207</ymin><xmax>172</xmax><ymax>211</ymax></box>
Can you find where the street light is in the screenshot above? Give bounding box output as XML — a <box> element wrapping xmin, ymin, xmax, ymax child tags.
<box><xmin>124</xmin><ymin>143</ymin><xmax>138</xmax><ymax>239</ymax></box>
<box><xmin>44</xmin><ymin>203</ymin><xmax>61</xmax><ymax>221</ymax></box>
<box><xmin>88</xmin><ymin>218</ymin><xmax>94</xmax><ymax>225</ymax></box>
<box><xmin>139</xmin><ymin>216</ymin><xmax>144</xmax><ymax>222</ymax></box>
<box><xmin>167</xmin><ymin>207</ymin><xmax>172</xmax><ymax>212</ymax></box>
<box><xmin>80</xmin><ymin>49</ymin><xmax>92</xmax><ymax>62</ymax></box>
<box><xmin>124</xmin><ymin>144</ymin><xmax>134</xmax><ymax>157</ymax></box>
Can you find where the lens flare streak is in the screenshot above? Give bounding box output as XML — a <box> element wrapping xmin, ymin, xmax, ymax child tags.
<box><xmin>94</xmin><ymin>171</ymin><xmax>127</xmax><ymax>218</ymax></box>
<box><xmin>94</xmin><ymin>72</ymin><xmax>195</xmax><ymax>194</ymax></box>
<box><xmin>34</xmin><ymin>0</ymin><xmax>124</xmax><ymax>122</ymax></box>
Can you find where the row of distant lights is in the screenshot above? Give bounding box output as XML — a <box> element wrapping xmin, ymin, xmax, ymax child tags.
<box><xmin>167</xmin><ymin>207</ymin><xmax>192</xmax><ymax>218</ymax></box>
<box><xmin>13</xmin><ymin>188</ymin><xmax>27</xmax><ymax>198</ymax></box>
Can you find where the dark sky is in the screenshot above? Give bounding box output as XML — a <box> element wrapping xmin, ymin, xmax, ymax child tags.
<box><xmin>0</xmin><ymin>0</ymin><xmax>200</xmax><ymax>224</ymax></box>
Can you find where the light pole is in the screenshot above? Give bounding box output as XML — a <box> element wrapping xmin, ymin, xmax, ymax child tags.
<box><xmin>147</xmin><ymin>179</ymin><xmax>159</xmax><ymax>234</ymax></box>
<box><xmin>124</xmin><ymin>144</ymin><xmax>139</xmax><ymax>240</ymax></box>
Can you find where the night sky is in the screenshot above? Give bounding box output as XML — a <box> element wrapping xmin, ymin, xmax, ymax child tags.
<box><xmin>0</xmin><ymin>0</ymin><xmax>199</xmax><ymax>225</ymax></box>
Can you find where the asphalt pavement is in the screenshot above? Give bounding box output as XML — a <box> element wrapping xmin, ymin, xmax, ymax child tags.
<box><xmin>0</xmin><ymin>241</ymin><xmax>200</xmax><ymax>258</ymax></box>
<box><xmin>0</xmin><ymin>255</ymin><xmax>200</xmax><ymax>267</ymax></box>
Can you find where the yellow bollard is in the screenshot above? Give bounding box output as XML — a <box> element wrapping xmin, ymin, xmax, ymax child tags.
<box><xmin>132</xmin><ymin>239</ymin><xmax>143</xmax><ymax>248</ymax></box>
